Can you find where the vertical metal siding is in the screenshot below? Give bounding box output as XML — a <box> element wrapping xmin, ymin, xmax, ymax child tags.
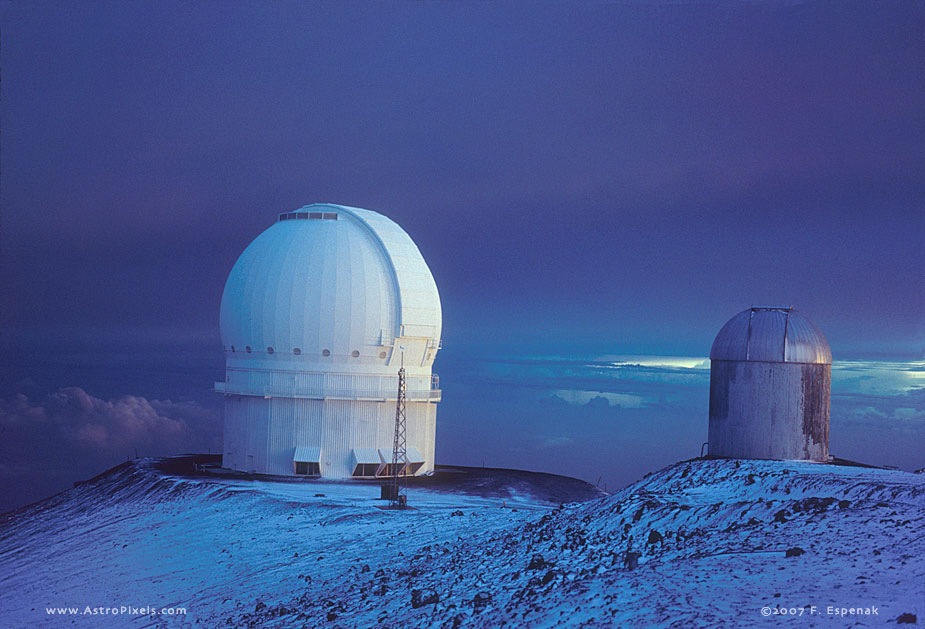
<box><xmin>708</xmin><ymin>360</ymin><xmax>829</xmax><ymax>462</ymax></box>
<box><xmin>239</xmin><ymin>397</ymin><xmax>437</xmax><ymax>478</ymax></box>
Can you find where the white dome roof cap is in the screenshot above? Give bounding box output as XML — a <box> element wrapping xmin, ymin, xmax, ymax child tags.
<box><xmin>219</xmin><ymin>203</ymin><xmax>441</xmax><ymax>371</ymax></box>
<box><xmin>710</xmin><ymin>307</ymin><xmax>832</xmax><ymax>364</ymax></box>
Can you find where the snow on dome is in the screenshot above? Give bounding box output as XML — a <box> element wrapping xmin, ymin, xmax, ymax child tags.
<box><xmin>219</xmin><ymin>203</ymin><xmax>441</xmax><ymax>374</ymax></box>
<box><xmin>709</xmin><ymin>307</ymin><xmax>831</xmax><ymax>365</ymax></box>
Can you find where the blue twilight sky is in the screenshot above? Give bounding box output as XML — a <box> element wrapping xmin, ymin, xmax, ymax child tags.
<box><xmin>0</xmin><ymin>1</ymin><xmax>923</xmax><ymax>511</ymax></box>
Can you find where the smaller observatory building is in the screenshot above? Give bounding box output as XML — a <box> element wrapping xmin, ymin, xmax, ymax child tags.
<box><xmin>216</xmin><ymin>203</ymin><xmax>442</xmax><ymax>479</ymax></box>
<box><xmin>708</xmin><ymin>307</ymin><xmax>831</xmax><ymax>462</ymax></box>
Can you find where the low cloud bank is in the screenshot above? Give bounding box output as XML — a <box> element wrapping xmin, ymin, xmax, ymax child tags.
<box><xmin>440</xmin><ymin>355</ymin><xmax>925</xmax><ymax>492</ymax></box>
<box><xmin>0</xmin><ymin>387</ymin><xmax>221</xmax><ymax>513</ymax></box>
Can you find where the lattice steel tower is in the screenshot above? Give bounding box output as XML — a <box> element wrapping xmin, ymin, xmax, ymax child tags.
<box><xmin>389</xmin><ymin>365</ymin><xmax>409</xmax><ymax>508</ymax></box>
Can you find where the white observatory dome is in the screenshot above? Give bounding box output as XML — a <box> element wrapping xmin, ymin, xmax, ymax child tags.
<box><xmin>220</xmin><ymin>203</ymin><xmax>442</xmax><ymax>376</ymax></box>
<box><xmin>710</xmin><ymin>307</ymin><xmax>831</xmax><ymax>365</ymax></box>
<box><xmin>217</xmin><ymin>203</ymin><xmax>443</xmax><ymax>479</ymax></box>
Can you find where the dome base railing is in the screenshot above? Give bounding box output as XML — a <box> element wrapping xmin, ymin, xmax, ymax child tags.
<box><xmin>214</xmin><ymin>369</ymin><xmax>441</xmax><ymax>402</ymax></box>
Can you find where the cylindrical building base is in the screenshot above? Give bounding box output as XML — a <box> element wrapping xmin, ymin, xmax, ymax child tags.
<box><xmin>708</xmin><ymin>360</ymin><xmax>830</xmax><ymax>462</ymax></box>
<box><xmin>221</xmin><ymin>396</ymin><xmax>436</xmax><ymax>478</ymax></box>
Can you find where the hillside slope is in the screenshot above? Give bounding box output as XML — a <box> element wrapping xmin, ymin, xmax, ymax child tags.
<box><xmin>0</xmin><ymin>459</ymin><xmax>922</xmax><ymax>627</ymax></box>
<box><xmin>0</xmin><ymin>459</ymin><xmax>594</xmax><ymax>628</ymax></box>
<box><xmin>250</xmin><ymin>459</ymin><xmax>925</xmax><ymax>628</ymax></box>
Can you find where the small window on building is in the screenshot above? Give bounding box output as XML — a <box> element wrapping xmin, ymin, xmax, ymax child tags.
<box><xmin>322</xmin><ymin>213</ymin><xmax>338</xmax><ymax>220</ymax></box>
<box><xmin>351</xmin><ymin>350</ymin><xmax>360</xmax><ymax>358</ymax></box>
<box><xmin>279</xmin><ymin>214</ymin><xmax>290</xmax><ymax>221</ymax></box>
<box><xmin>231</xmin><ymin>345</ymin><xmax>236</xmax><ymax>352</ymax></box>
<box><xmin>293</xmin><ymin>348</ymin><xmax>301</xmax><ymax>355</ymax></box>
<box><xmin>352</xmin><ymin>463</ymin><xmax>379</xmax><ymax>477</ymax></box>
<box><xmin>322</xmin><ymin>349</ymin><xmax>331</xmax><ymax>357</ymax></box>
<box><xmin>378</xmin><ymin>463</ymin><xmax>406</xmax><ymax>477</ymax></box>
<box><xmin>379</xmin><ymin>351</ymin><xmax>387</xmax><ymax>359</ymax></box>
<box><xmin>295</xmin><ymin>462</ymin><xmax>320</xmax><ymax>476</ymax></box>
<box><xmin>246</xmin><ymin>346</ymin><xmax>252</xmax><ymax>353</ymax></box>
<box><xmin>267</xmin><ymin>347</ymin><xmax>274</xmax><ymax>354</ymax></box>
<box><xmin>297</xmin><ymin>212</ymin><xmax>309</xmax><ymax>219</ymax></box>
<box><xmin>309</xmin><ymin>212</ymin><xmax>323</xmax><ymax>219</ymax></box>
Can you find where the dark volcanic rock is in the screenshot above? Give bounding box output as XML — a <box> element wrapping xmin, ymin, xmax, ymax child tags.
<box><xmin>472</xmin><ymin>591</ymin><xmax>492</xmax><ymax>611</ymax></box>
<box><xmin>411</xmin><ymin>588</ymin><xmax>439</xmax><ymax>608</ymax></box>
<box><xmin>541</xmin><ymin>569</ymin><xmax>560</xmax><ymax>585</ymax></box>
<box><xmin>623</xmin><ymin>551</ymin><xmax>641</xmax><ymax>570</ymax></box>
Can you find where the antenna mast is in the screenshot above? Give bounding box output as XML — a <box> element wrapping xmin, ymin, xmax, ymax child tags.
<box><xmin>389</xmin><ymin>361</ymin><xmax>408</xmax><ymax>508</ymax></box>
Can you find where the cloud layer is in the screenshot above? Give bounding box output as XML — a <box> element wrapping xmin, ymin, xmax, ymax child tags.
<box><xmin>437</xmin><ymin>354</ymin><xmax>925</xmax><ymax>492</ymax></box>
<box><xmin>0</xmin><ymin>387</ymin><xmax>221</xmax><ymax>513</ymax></box>
<box><xmin>2</xmin><ymin>355</ymin><xmax>920</xmax><ymax>512</ymax></box>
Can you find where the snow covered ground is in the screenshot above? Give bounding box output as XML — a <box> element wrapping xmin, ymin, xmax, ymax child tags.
<box><xmin>0</xmin><ymin>459</ymin><xmax>595</xmax><ymax>628</ymax></box>
<box><xmin>0</xmin><ymin>458</ymin><xmax>922</xmax><ymax>627</ymax></box>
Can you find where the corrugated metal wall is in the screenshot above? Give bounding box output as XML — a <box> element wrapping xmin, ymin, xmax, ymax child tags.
<box><xmin>221</xmin><ymin>395</ymin><xmax>437</xmax><ymax>478</ymax></box>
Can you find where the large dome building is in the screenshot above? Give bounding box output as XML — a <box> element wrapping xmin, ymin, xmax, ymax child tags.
<box><xmin>708</xmin><ymin>307</ymin><xmax>831</xmax><ymax>462</ymax></box>
<box><xmin>216</xmin><ymin>203</ymin><xmax>442</xmax><ymax>478</ymax></box>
